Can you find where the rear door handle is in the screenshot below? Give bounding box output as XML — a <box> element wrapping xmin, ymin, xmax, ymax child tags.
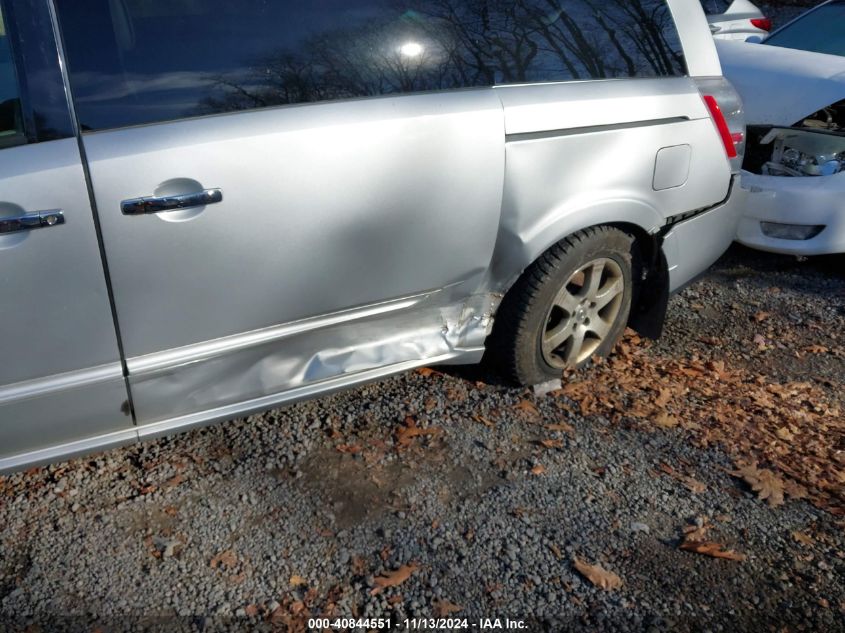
<box><xmin>121</xmin><ymin>188</ymin><xmax>223</xmax><ymax>215</ymax></box>
<box><xmin>0</xmin><ymin>210</ymin><xmax>64</xmax><ymax>234</ymax></box>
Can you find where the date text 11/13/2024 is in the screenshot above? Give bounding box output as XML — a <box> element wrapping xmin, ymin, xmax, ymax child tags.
<box><xmin>308</xmin><ymin>618</ymin><xmax>529</xmax><ymax>630</ymax></box>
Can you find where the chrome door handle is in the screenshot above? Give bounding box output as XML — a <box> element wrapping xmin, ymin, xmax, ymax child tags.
<box><xmin>709</xmin><ymin>24</ymin><xmax>722</xmax><ymax>33</ymax></box>
<box><xmin>121</xmin><ymin>188</ymin><xmax>223</xmax><ymax>215</ymax></box>
<box><xmin>0</xmin><ymin>210</ymin><xmax>65</xmax><ymax>234</ymax></box>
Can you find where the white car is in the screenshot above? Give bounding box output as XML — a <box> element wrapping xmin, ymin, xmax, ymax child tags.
<box><xmin>717</xmin><ymin>0</ymin><xmax>845</xmax><ymax>255</ymax></box>
<box><xmin>701</xmin><ymin>0</ymin><xmax>771</xmax><ymax>41</ymax></box>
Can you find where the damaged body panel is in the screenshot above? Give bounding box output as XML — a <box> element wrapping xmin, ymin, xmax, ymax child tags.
<box><xmin>1</xmin><ymin>0</ymin><xmax>747</xmax><ymax>471</ymax></box>
<box><xmin>737</xmin><ymin>124</ymin><xmax>845</xmax><ymax>255</ymax></box>
<box><xmin>717</xmin><ymin>18</ymin><xmax>845</xmax><ymax>255</ymax></box>
<box><xmin>739</xmin><ymin>125</ymin><xmax>845</xmax><ymax>255</ymax></box>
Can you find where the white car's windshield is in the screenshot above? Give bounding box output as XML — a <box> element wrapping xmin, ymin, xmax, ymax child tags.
<box><xmin>765</xmin><ymin>0</ymin><xmax>845</xmax><ymax>57</ymax></box>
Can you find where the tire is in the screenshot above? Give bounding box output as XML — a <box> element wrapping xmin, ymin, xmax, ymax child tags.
<box><xmin>489</xmin><ymin>226</ymin><xmax>635</xmax><ymax>386</ymax></box>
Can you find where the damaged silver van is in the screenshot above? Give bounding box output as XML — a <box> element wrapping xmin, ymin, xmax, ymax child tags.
<box><xmin>0</xmin><ymin>0</ymin><xmax>745</xmax><ymax>471</ymax></box>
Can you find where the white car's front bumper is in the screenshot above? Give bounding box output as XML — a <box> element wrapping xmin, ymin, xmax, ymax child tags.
<box><xmin>736</xmin><ymin>170</ymin><xmax>845</xmax><ymax>255</ymax></box>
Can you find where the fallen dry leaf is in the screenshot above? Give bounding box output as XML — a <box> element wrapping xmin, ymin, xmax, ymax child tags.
<box><xmin>791</xmin><ymin>531</ymin><xmax>813</xmax><ymax>546</ymax></box>
<box><xmin>655</xmin><ymin>388</ymin><xmax>673</xmax><ymax>408</ymax></box>
<box><xmin>370</xmin><ymin>564</ymin><xmax>419</xmax><ymax>595</ymax></box>
<box><xmin>514</xmin><ymin>400</ymin><xmax>540</xmax><ymax>416</ymax></box>
<box><xmin>473</xmin><ymin>415</ymin><xmax>496</xmax><ymax>428</ymax></box>
<box><xmin>210</xmin><ymin>550</ymin><xmax>237</xmax><ymax>570</ymax></box>
<box><xmin>731</xmin><ymin>463</ymin><xmax>785</xmax><ymax>507</ymax></box>
<box><xmin>416</xmin><ymin>368</ymin><xmax>440</xmax><ymax>377</ymax></box>
<box><xmin>396</xmin><ymin>418</ymin><xmax>440</xmax><ymax>448</ymax></box>
<box><xmin>163</xmin><ymin>474</ymin><xmax>184</xmax><ymax>489</ymax></box>
<box><xmin>683</xmin><ymin>524</ymin><xmax>710</xmax><ymax>543</ymax></box>
<box><xmin>679</xmin><ymin>541</ymin><xmax>746</xmax><ymax>561</ymax></box>
<box><xmin>573</xmin><ymin>558</ymin><xmax>622</xmax><ymax>590</ymax></box>
<box><xmin>433</xmin><ymin>599</ymin><xmax>463</xmax><ymax>617</ymax></box>
<box><xmin>784</xmin><ymin>479</ymin><xmax>809</xmax><ymax>500</ymax></box>
<box><xmin>335</xmin><ymin>444</ymin><xmax>363</xmax><ymax>454</ymax></box>
<box><xmin>539</xmin><ymin>439</ymin><xmax>564</xmax><ymax>450</ymax></box>
<box><xmin>548</xmin><ymin>330</ymin><xmax>843</xmax><ymax>516</ymax></box>
<box><xmin>660</xmin><ymin>463</ymin><xmax>707</xmax><ymax>494</ymax></box>
<box><xmin>806</xmin><ymin>345</ymin><xmax>829</xmax><ymax>355</ymax></box>
<box><xmin>530</xmin><ymin>464</ymin><xmax>546</xmax><ymax>476</ymax></box>
<box><xmin>289</xmin><ymin>575</ymin><xmax>307</xmax><ymax>587</ymax></box>
<box><xmin>655</xmin><ymin>412</ymin><xmax>679</xmax><ymax>429</ymax></box>
<box><xmin>545</xmin><ymin>422</ymin><xmax>575</xmax><ymax>434</ymax></box>
<box><xmin>754</xmin><ymin>311</ymin><xmax>772</xmax><ymax>323</ymax></box>
<box><xmin>775</xmin><ymin>427</ymin><xmax>795</xmax><ymax>441</ymax></box>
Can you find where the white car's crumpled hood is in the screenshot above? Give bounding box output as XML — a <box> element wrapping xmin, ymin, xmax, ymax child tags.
<box><xmin>716</xmin><ymin>40</ymin><xmax>845</xmax><ymax>126</ymax></box>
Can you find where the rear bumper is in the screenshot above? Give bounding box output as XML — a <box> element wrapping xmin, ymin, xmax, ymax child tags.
<box><xmin>663</xmin><ymin>175</ymin><xmax>747</xmax><ymax>292</ymax></box>
<box><xmin>736</xmin><ymin>170</ymin><xmax>845</xmax><ymax>256</ymax></box>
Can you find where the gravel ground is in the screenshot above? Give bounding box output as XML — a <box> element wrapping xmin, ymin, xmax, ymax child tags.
<box><xmin>1</xmin><ymin>245</ymin><xmax>843</xmax><ymax>633</ymax></box>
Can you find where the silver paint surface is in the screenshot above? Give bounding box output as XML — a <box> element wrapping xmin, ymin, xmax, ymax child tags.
<box><xmin>0</xmin><ymin>140</ymin><xmax>131</xmax><ymax>461</ymax></box>
<box><xmin>2</xmin><ymin>0</ymin><xmax>745</xmax><ymax>469</ymax></box>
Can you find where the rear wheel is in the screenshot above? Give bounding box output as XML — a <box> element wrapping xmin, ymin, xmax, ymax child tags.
<box><xmin>490</xmin><ymin>226</ymin><xmax>634</xmax><ymax>385</ymax></box>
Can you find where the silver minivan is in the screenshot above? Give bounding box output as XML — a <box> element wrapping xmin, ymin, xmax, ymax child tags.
<box><xmin>0</xmin><ymin>0</ymin><xmax>746</xmax><ymax>472</ymax></box>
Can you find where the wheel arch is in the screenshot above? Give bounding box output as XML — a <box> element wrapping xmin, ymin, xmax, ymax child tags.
<box><xmin>489</xmin><ymin>202</ymin><xmax>671</xmax><ymax>341</ymax></box>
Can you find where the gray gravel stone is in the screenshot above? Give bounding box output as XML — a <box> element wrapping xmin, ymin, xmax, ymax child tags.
<box><xmin>0</xmin><ymin>246</ymin><xmax>842</xmax><ymax>633</ymax></box>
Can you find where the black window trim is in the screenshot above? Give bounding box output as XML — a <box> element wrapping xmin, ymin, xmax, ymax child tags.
<box><xmin>0</xmin><ymin>0</ymin><xmax>75</xmax><ymax>146</ymax></box>
<box><xmin>54</xmin><ymin>0</ymin><xmax>688</xmax><ymax>134</ymax></box>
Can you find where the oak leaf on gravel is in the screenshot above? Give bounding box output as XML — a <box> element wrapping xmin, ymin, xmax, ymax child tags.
<box><xmin>731</xmin><ymin>463</ymin><xmax>785</xmax><ymax>507</ymax></box>
<box><xmin>683</xmin><ymin>522</ymin><xmax>711</xmax><ymax>543</ymax></box>
<box><xmin>370</xmin><ymin>564</ymin><xmax>419</xmax><ymax>595</ymax></box>
<box><xmin>514</xmin><ymin>400</ymin><xmax>540</xmax><ymax>417</ymax></box>
<box><xmin>539</xmin><ymin>439</ymin><xmax>564</xmax><ymax>450</ymax></box>
<box><xmin>530</xmin><ymin>464</ymin><xmax>546</xmax><ymax>476</ymax></box>
<box><xmin>433</xmin><ymin>599</ymin><xmax>463</xmax><ymax>616</ymax></box>
<box><xmin>806</xmin><ymin>345</ymin><xmax>829</xmax><ymax>355</ymax></box>
<box><xmin>473</xmin><ymin>415</ymin><xmax>495</xmax><ymax>428</ymax></box>
<box><xmin>775</xmin><ymin>427</ymin><xmax>795</xmax><ymax>441</ymax></box>
<box><xmin>654</xmin><ymin>412</ymin><xmax>679</xmax><ymax>429</ymax></box>
<box><xmin>784</xmin><ymin>479</ymin><xmax>809</xmax><ymax>500</ymax></box>
<box><xmin>396</xmin><ymin>418</ymin><xmax>440</xmax><ymax>447</ymax></box>
<box><xmin>573</xmin><ymin>558</ymin><xmax>622</xmax><ymax>590</ymax></box>
<box><xmin>679</xmin><ymin>541</ymin><xmax>746</xmax><ymax>561</ymax></box>
<box><xmin>660</xmin><ymin>463</ymin><xmax>707</xmax><ymax>494</ymax></box>
<box><xmin>210</xmin><ymin>550</ymin><xmax>237</xmax><ymax>570</ymax></box>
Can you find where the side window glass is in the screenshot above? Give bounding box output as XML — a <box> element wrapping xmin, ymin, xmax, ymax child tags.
<box><xmin>0</xmin><ymin>5</ymin><xmax>25</xmax><ymax>148</ymax></box>
<box><xmin>57</xmin><ymin>0</ymin><xmax>687</xmax><ymax>133</ymax></box>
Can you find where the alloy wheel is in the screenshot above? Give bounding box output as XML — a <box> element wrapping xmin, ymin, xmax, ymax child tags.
<box><xmin>541</xmin><ymin>257</ymin><xmax>626</xmax><ymax>368</ymax></box>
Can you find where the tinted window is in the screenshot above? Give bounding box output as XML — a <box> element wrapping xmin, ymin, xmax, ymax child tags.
<box><xmin>765</xmin><ymin>1</ymin><xmax>845</xmax><ymax>57</ymax></box>
<box><xmin>699</xmin><ymin>0</ymin><xmax>732</xmax><ymax>15</ymax></box>
<box><xmin>0</xmin><ymin>5</ymin><xmax>24</xmax><ymax>148</ymax></box>
<box><xmin>57</xmin><ymin>0</ymin><xmax>686</xmax><ymax>131</ymax></box>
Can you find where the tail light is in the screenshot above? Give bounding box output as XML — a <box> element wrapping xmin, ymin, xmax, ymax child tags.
<box><xmin>703</xmin><ymin>96</ymin><xmax>738</xmax><ymax>159</ymax></box>
<box><xmin>750</xmin><ymin>17</ymin><xmax>772</xmax><ymax>31</ymax></box>
<box><xmin>695</xmin><ymin>78</ymin><xmax>746</xmax><ymax>174</ymax></box>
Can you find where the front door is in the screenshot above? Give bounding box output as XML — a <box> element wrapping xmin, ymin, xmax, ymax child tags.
<box><xmin>54</xmin><ymin>0</ymin><xmax>506</xmax><ymax>425</ymax></box>
<box><xmin>0</xmin><ymin>0</ymin><xmax>131</xmax><ymax>468</ymax></box>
